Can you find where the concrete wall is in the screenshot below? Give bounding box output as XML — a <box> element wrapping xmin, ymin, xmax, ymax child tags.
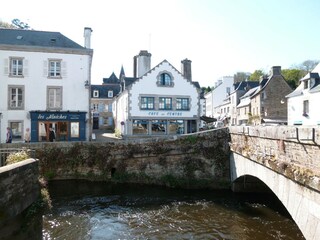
<box><xmin>0</xmin><ymin>159</ymin><xmax>39</xmax><ymax>227</ymax></box>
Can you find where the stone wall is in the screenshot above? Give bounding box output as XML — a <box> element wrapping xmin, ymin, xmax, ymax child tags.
<box><xmin>19</xmin><ymin>129</ymin><xmax>230</xmax><ymax>189</ymax></box>
<box><xmin>229</xmin><ymin>126</ymin><xmax>320</xmax><ymax>192</ymax></box>
<box><xmin>0</xmin><ymin>159</ymin><xmax>39</xmax><ymax>227</ymax></box>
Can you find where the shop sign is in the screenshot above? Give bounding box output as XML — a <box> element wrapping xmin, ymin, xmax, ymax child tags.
<box><xmin>37</xmin><ymin>113</ymin><xmax>68</xmax><ymax>120</ymax></box>
<box><xmin>147</xmin><ymin>111</ymin><xmax>182</xmax><ymax>117</ymax></box>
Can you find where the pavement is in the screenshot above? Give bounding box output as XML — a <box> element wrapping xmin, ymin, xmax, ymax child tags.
<box><xmin>91</xmin><ymin>129</ymin><xmax>121</xmax><ymax>142</ymax></box>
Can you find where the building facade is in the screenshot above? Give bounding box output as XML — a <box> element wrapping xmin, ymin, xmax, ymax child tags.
<box><xmin>91</xmin><ymin>72</ymin><xmax>121</xmax><ymax>129</ymax></box>
<box><xmin>286</xmin><ymin>63</ymin><xmax>320</xmax><ymax>125</ymax></box>
<box><xmin>204</xmin><ymin>76</ymin><xmax>234</xmax><ymax>118</ymax></box>
<box><xmin>0</xmin><ymin>28</ymin><xmax>93</xmax><ymax>142</ymax></box>
<box><xmin>113</xmin><ymin>51</ymin><xmax>201</xmax><ymax>136</ymax></box>
<box><xmin>237</xmin><ymin>66</ymin><xmax>292</xmax><ymax>125</ymax></box>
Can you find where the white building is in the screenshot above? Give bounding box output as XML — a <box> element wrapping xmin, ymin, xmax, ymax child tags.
<box><xmin>0</xmin><ymin>28</ymin><xmax>93</xmax><ymax>142</ymax></box>
<box><xmin>113</xmin><ymin>51</ymin><xmax>201</xmax><ymax>136</ymax></box>
<box><xmin>286</xmin><ymin>64</ymin><xmax>320</xmax><ymax>125</ymax></box>
<box><xmin>204</xmin><ymin>76</ymin><xmax>234</xmax><ymax>118</ymax></box>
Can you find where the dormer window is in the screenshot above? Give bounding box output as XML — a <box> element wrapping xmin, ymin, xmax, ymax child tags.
<box><xmin>304</xmin><ymin>80</ymin><xmax>308</xmax><ymax>89</ymax></box>
<box><xmin>157</xmin><ymin>72</ymin><xmax>174</xmax><ymax>87</ymax></box>
<box><xmin>93</xmin><ymin>90</ymin><xmax>99</xmax><ymax>98</ymax></box>
<box><xmin>108</xmin><ymin>90</ymin><xmax>113</xmax><ymax>98</ymax></box>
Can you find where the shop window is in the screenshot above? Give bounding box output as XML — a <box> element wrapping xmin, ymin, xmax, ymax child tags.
<box><xmin>9</xmin><ymin>121</ymin><xmax>23</xmax><ymax>141</ymax></box>
<box><xmin>151</xmin><ymin>120</ymin><xmax>166</xmax><ymax>135</ymax></box>
<box><xmin>176</xmin><ymin>98</ymin><xmax>189</xmax><ymax>110</ymax></box>
<box><xmin>141</xmin><ymin>97</ymin><xmax>154</xmax><ymax>110</ymax></box>
<box><xmin>71</xmin><ymin>122</ymin><xmax>79</xmax><ymax>138</ymax></box>
<box><xmin>48</xmin><ymin>59</ymin><xmax>61</xmax><ymax>78</ymax></box>
<box><xmin>133</xmin><ymin>120</ymin><xmax>148</xmax><ymax>134</ymax></box>
<box><xmin>8</xmin><ymin>85</ymin><xmax>24</xmax><ymax>110</ymax></box>
<box><xmin>47</xmin><ymin>86</ymin><xmax>62</xmax><ymax>110</ymax></box>
<box><xmin>168</xmin><ymin>120</ymin><xmax>184</xmax><ymax>134</ymax></box>
<box><xmin>10</xmin><ymin>57</ymin><xmax>23</xmax><ymax>77</ymax></box>
<box><xmin>159</xmin><ymin>97</ymin><xmax>172</xmax><ymax>110</ymax></box>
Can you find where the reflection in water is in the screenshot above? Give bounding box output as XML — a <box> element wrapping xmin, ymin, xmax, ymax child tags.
<box><xmin>40</xmin><ymin>180</ymin><xmax>304</xmax><ymax>240</ymax></box>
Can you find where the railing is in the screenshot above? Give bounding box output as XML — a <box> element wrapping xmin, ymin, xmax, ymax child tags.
<box><xmin>0</xmin><ymin>148</ymin><xmax>35</xmax><ymax>167</ymax></box>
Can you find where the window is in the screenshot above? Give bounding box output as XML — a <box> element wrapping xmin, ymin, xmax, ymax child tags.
<box><xmin>8</xmin><ymin>86</ymin><xmax>24</xmax><ymax>109</ymax></box>
<box><xmin>159</xmin><ymin>97</ymin><xmax>172</xmax><ymax>110</ymax></box>
<box><xmin>49</xmin><ymin>60</ymin><xmax>61</xmax><ymax>77</ymax></box>
<box><xmin>303</xmin><ymin>100</ymin><xmax>309</xmax><ymax>116</ymax></box>
<box><xmin>93</xmin><ymin>90</ymin><xmax>99</xmax><ymax>98</ymax></box>
<box><xmin>141</xmin><ymin>97</ymin><xmax>154</xmax><ymax>110</ymax></box>
<box><xmin>9</xmin><ymin>121</ymin><xmax>23</xmax><ymax>141</ymax></box>
<box><xmin>304</xmin><ymin>81</ymin><xmax>308</xmax><ymax>89</ymax></box>
<box><xmin>108</xmin><ymin>90</ymin><xmax>113</xmax><ymax>98</ymax></box>
<box><xmin>157</xmin><ymin>72</ymin><xmax>173</xmax><ymax>87</ymax></box>
<box><xmin>176</xmin><ymin>98</ymin><xmax>189</xmax><ymax>110</ymax></box>
<box><xmin>10</xmin><ymin>58</ymin><xmax>23</xmax><ymax>76</ymax></box>
<box><xmin>47</xmin><ymin>86</ymin><xmax>62</xmax><ymax>110</ymax></box>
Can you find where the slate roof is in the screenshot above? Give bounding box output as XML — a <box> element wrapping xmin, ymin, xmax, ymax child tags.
<box><xmin>103</xmin><ymin>72</ymin><xmax>120</xmax><ymax>84</ymax></box>
<box><xmin>0</xmin><ymin>28</ymin><xmax>84</xmax><ymax>49</ymax></box>
<box><xmin>91</xmin><ymin>84</ymin><xmax>121</xmax><ymax>98</ymax></box>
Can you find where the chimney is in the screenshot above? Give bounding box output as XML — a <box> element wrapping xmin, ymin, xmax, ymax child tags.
<box><xmin>181</xmin><ymin>58</ymin><xmax>192</xmax><ymax>81</ymax></box>
<box><xmin>134</xmin><ymin>50</ymin><xmax>151</xmax><ymax>78</ymax></box>
<box><xmin>270</xmin><ymin>66</ymin><xmax>281</xmax><ymax>76</ymax></box>
<box><xmin>83</xmin><ymin>27</ymin><xmax>93</xmax><ymax>48</ymax></box>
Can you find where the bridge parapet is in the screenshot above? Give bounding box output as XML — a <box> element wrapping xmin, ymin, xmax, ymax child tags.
<box><xmin>229</xmin><ymin>126</ymin><xmax>320</xmax><ymax>192</ymax></box>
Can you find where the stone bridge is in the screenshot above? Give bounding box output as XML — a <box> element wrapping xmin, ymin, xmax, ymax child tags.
<box><xmin>229</xmin><ymin>126</ymin><xmax>320</xmax><ymax>240</ymax></box>
<box><xmin>1</xmin><ymin>126</ymin><xmax>319</xmax><ymax>239</ymax></box>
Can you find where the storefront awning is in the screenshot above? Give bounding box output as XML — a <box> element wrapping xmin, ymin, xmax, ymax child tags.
<box><xmin>200</xmin><ymin>115</ymin><xmax>217</xmax><ymax>123</ymax></box>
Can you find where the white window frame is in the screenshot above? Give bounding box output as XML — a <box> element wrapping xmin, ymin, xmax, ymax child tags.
<box><xmin>48</xmin><ymin>59</ymin><xmax>62</xmax><ymax>78</ymax></box>
<box><xmin>108</xmin><ymin>90</ymin><xmax>113</xmax><ymax>98</ymax></box>
<box><xmin>47</xmin><ymin>86</ymin><xmax>63</xmax><ymax>110</ymax></box>
<box><xmin>10</xmin><ymin>57</ymin><xmax>23</xmax><ymax>77</ymax></box>
<box><xmin>8</xmin><ymin>85</ymin><xmax>25</xmax><ymax>110</ymax></box>
<box><xmin>93</xmin><ymin>90</ymin><xmax>99</xmax><ymax>98</ymax></box>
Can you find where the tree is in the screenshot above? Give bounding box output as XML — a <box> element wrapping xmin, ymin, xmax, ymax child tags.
<box><xmin>11</xmin><ymin>19</ymin><xmax>30</xmax><ymax>30</ymax></box>
<box><xmin>234</xmin><ymin>72</ymin><xmax>250</xmax><ymax>83</ymax></box>
<box><xmin>282</xmin><ymin>69</ymin><xmax>304</xmax><ymax>89</ymax></box>
<box><xmin>201</xmin><ymin>86</ymin><xmax>212</xmax><ymax>93</ymax></box>
<box><xmin>0</xmin><ymin>20</ymin><xmax>16</xmax><ymax>29</ymax></box>
<box><xmin>292</xmin><ymin>60</ymin><xmax>319</xmax><ymax>73</ymax></box>
<box><xmin>249</xmin><ymin>70</ymin><xmax>265</xmax><ymax>81</ymax></box>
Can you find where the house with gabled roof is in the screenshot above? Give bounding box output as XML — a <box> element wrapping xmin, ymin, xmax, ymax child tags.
<box><xmin>91</xmin><ymin>71</ymin><xmax>121</xmax><ymax>129</ymax></box>
<box><xmin>0</xmin><ymin>28</ymin><xmax>93</xmax><ymax>142</ymax></box>
<box><xmin>237</xmin><ymin>66</ymin><xmax>292</xmax><ymax>125</ymax></box>
<box><xmin>113</xmin><ymin>50</ymin><xmax>201</xmax><ymax>137</ymax></box>
<box><xmin>286</xmin><ymin>63</ymin><xmax>320</xmax><ymax>125</ymax></box>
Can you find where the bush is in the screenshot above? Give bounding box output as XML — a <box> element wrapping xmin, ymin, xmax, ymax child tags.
<box><xmin>6</xmin><ymin>149</ymin><xmax>31</xmax><ymax>165</ymax></box>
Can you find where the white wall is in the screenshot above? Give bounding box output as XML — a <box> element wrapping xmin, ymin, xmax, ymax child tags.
<box><xmin>0</xmin><ymin>50</ymin><xmax>90</xmax><ymax>142</ymax></box>
<box><xmin>130</xmin><ymin>61</ymin><xmax>199</xmax><ymax>118</ymax></box>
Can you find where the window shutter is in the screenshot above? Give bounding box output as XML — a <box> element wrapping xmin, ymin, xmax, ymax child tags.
<box><xmin>23</xmin><ymin>59</ymin><xmax>29</xmax><ymax>77</ymax></box>
<box><xmin>61</xmin><ymin>61</ymin><xmax>67</xmax><ymax>77</ymax></box>
<box><xmin>4</xmin><ymin>59</ymin><xmax>9</xmax><ymax>75</ymax></box>
<box><xmin>43</xmin><ymin>60</ymin><xmax>48</xmax><ymax>77</ymax></box>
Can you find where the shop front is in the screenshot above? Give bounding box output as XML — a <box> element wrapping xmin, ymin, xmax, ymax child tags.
<box><xmin>30</xmin><ymin>111</ymin><xmax>87</xmax><ymax>142</ymax></box>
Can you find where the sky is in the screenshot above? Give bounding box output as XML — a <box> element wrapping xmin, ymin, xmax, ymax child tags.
<box><xmin>1</xmin><ymin>0</ymin><xmax>320</xmax><ymax>87</ymax></box>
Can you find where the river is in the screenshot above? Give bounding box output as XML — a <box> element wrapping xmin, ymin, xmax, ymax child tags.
<box><xmin>2</xmin><ymin>180</ymin><xmax>305</xmax><ymax>239</ymax></box>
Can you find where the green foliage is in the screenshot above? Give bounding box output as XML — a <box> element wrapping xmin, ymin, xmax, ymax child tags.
<box><xmin>249</xmin><ymin>70</ymin><xmax>265</xmax><ymax>81</ymax></box>
<box><xmin>282</xmin><ymin>69</ymin><xmax>305</xmax><ymax>89</ymax></box>
<box><xmin>234</xmin><ymin>72</ymin><xmax>249</xmax><ymax>83</ymax></box>
<box><xmin>114</xmin><ymin>128</ymin><xmax>122</xmax><ymax>138</ymax></box>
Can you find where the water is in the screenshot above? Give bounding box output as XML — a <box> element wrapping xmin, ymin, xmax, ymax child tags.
<box><xmin>41</xmin><ymin>180</ymin><xmax>304</xmax><ymax>240</ymax></box>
